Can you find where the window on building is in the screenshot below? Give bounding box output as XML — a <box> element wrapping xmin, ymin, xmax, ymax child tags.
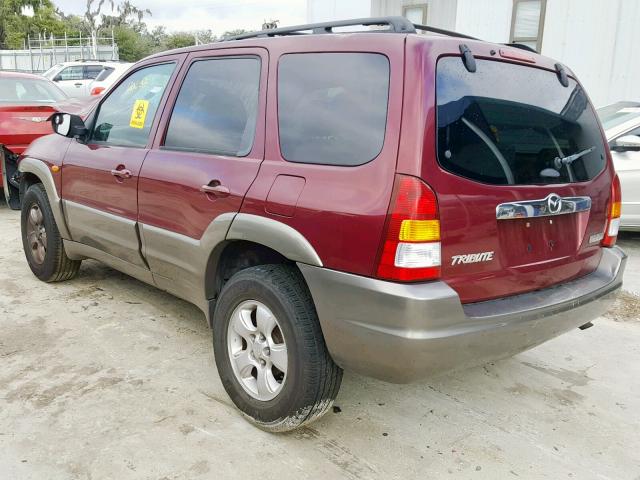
<box><xmin>402</xmin><ymin>4</ymin><xmax>427</xmax><ymax>25</ymax></box>
<box><xmin>510</xmin><ymin>0</ymin><xmax>546</xmax><ymax>51</ymax></box>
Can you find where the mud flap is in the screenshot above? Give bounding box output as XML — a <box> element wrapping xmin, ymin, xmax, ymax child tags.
<box><xmin>1</xmin><ymin>145</ymin><xmax>20</xmax><ymax>210</ymax></box>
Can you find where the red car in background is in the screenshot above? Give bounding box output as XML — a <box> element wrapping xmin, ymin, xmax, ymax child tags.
<box><xmin>1</xmin><ymin>72</ymin><xmax>96</xmax><ymax>208</ymax></box>
<box><xmin>1</xmin><ymin>71</ymin><xmax>67</xmax><ymax>208</ymax></box>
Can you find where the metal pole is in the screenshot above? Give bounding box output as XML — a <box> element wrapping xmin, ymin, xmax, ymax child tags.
<box><xmin>51</xmin><ymin>33</ymin><xmax>55</xmax><ymax>70</ymax></box>
<box><xmin>28</xmin><ymin>35</ymin><xmax>34</xmax><ymax>73</ymax></box>
<box><xmin>38</xmin><ymin>32</ymin><xmax>43</xmax><ymax>72</ymax></box>
<box><xmin>111</xmin><ymin>29</ymin><xmax>115</xmax><ymax>60</ymax></box>
<box><xmin>79</xmin><ymin>31</ymin><xmax>84</xmax><ymax>60</ymax></box>
<box><xmin>64</xmin><ymin>32</ymin><xmax>69</xmax><ymax>62</ymax></box>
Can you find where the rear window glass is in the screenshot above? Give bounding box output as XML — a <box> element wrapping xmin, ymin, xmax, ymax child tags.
<box><xmin>436</xmin><ymin>57</ymin><xmax>606</xmax><ymax>185</ymax></box>
<box><xmin>0</xmin><ymin>78</ymin><xmax>66</xmax><ymax>103</ymax></box>
<box><xmin>278</xmin><ymin>53</ymin><xmax>389</xmax><ymax>166</ymax></box>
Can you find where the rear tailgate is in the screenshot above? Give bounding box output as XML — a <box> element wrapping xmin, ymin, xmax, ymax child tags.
<box><xmin>404</xmin><ymin>39</ymin><xmax>613</xmax><ymax>303</ymax></box>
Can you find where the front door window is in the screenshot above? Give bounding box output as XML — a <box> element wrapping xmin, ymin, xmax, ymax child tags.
<box><xmin>91</xmin><ymin>63</ymin><xmax>175</xmax><ymax>148</ymax></box>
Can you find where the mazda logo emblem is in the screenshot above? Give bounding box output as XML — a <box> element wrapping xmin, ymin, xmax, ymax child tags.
<box><xmin>547</xmin><ymin>194</ymin><xmax>562</xmax><ymax>214</ymax></box>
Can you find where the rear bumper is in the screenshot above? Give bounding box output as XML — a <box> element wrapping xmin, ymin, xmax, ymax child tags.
<box><xmin>299</xmin><ymin>246</ymin><xmax>626</xmax><ymax>383</ymax></box>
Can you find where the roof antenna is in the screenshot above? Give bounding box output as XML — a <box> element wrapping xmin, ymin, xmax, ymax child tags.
<box><xmin>459</xmin><ymin>44</ymin><xmax>476</xmax><ymax>72</ymax></box>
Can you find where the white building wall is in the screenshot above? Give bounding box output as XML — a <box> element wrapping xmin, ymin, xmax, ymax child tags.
<box><xmin>541</xmin><ymin>0</ymin><xmax>640</xmax><ymax>107</ymax></box>
<box><xmin>372</xmin><ymin>0</ymin><xmax>458</xmax><ymax>30</ymax></box>
<box><xmin>307</xmin><ymin>0</ymin><xmax>372</xmax><ymax>22</ymax></box>
<box><xmin>454</xmin><ymin>0</ymin><xmax>512</xmax><ymax>43</ymax></box>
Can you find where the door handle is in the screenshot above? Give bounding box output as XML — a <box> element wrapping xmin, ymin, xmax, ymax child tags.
<box><xmin>200</xmin><ymin>182</ymin><xmax>230</xmax><ymax>197</ymax></box>
<box><xmin>74</xmin><ymin>82</ymin><xmax>83</xmax><ymax>87</ymax></box>
<box><xmin>111</xmin><ymin>168</ymin><xmax>132</xmax><ymax>179</ymax></box>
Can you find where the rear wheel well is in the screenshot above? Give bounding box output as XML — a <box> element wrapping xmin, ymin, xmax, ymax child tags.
<box><xmin>209</xmin><ymin>240</ymin><xmax>292</xmax><ymax>300</ymax></box>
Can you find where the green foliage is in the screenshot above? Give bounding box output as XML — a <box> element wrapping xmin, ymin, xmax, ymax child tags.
<box><xmin>112</xmin><ymin>25</ymin><xmax>151</xmax><ymax>61</ymax></box>
<box><xmin>163</xmin><ymin>32</ymin><xmax>195</xmax><ymax>50</ymax></box>
<box><xmin>222</xmin><ymin>28</ymin><xmax>247</xmax><ymax>39</ymax></box>
<box><xmin>0</xmin><ymin>0</ymin><xmax>70</xmax><ymax>48</ymax></box>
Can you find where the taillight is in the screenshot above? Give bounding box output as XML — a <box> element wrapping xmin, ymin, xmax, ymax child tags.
<box><xmin>602</xmin><ymin>173</ymin><xmax>621</xmax><ymax>247</ymax></box>
<box><xmin>90</xmin><ymin>86</ymin><xmax>105</xmax><ymax>96</ymax></box>
<box><xmin>376</xmin><ymin>175</ymin><xmax>441</xmax><ymax>281</ymax></box>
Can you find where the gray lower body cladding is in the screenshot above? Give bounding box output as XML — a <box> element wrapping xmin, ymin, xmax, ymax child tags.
<box><xmin>299</xmin><ymin>246</ymin><xmax>626</xmax><ymax>383</ymax></box>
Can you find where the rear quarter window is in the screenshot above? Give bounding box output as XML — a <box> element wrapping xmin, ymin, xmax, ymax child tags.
<box><xmin>436</xmin><ymin>57</ymin><xmax>606</xmax><ymax>185</ymax></box>
<box><xmin>278</xmin><ymin>52</ymin><xmax>390</xmax><ymax>166</ymax></box>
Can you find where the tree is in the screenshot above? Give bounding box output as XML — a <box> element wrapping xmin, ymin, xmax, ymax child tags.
<box><xmin>84</xmin><ymin>0</ymin><xmax>114</xmax><ymax>57</ymax></box>
<box><xmin>222</xmin><ymin>28</ymin><xmax>247</xmax><ymax>39</ymax></box>
<box><xmin>164</xmin><ymin>32</ymin><xmax>195</xmax><ymax>50</ymax></box>
<box><xmin>100</xmin><ymin>0</ymin><xmax>151</xmax><ymax>33</ymax></box>
<box><xmin>149</xmin><ymin>25</ymin><xmax>167</xmax><ymax>47</ymax></box>
<box><xmin>0</xmin><ymin>0</ymin><xmax>67</xmax><ymax>49</ymax></box>
<box><xmin>113</xmin><ymin>24</ymin><xmax>152</xmax><ymax>61</ymax></box>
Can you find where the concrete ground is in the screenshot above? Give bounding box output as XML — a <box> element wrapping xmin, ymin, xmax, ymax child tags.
<box><xmin>1</xmin><ymin>201</ymin><xmax>639</xmax><ymax>480</ymax></box>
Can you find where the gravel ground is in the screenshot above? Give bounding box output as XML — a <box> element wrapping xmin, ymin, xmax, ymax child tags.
<box><xmin>1</xmin><ymin>200</ymin><xmax>639</xmax><ymax>480</ymax></box>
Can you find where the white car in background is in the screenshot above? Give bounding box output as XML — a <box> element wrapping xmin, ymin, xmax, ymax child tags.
<box><xmin>42</xmin><ymin>61</ymin><xmax>121</xmax><ymax>97</ymax></box>
<box><xmin>598</xmin><ymin>101</ymin><xmax>640</xmax><ymax>231</ymax></box>
<box><xmin>88</xmin><ymin>62</ymin><xmax>134</xmax><ymax>96</ymax></box>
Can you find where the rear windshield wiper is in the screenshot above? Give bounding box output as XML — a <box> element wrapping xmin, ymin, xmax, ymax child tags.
<box><xmin>554</xmin><ymin>146</ymin><xmax>595</xmax><ymax>169</ymax></box>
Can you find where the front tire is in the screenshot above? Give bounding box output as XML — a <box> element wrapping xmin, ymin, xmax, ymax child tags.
<box><xmin>21</xmin><ymin>183</ymin><xmax>81</xmax><ymax>282</ymax></box>
<box><xmin>213</xmin><ymin>264</ymin><xmax>342</xmax><ymax>432</ymax></box>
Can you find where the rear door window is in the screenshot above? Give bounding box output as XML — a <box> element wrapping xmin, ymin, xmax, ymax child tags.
<box><xmin>164</xmin><ymin>56</ymin><xmax>260</xmax><ymax>156</ymax></box>
<box><xmin>278</xmin><ymin>53</ymin><xmax>390</xmax><ymax>166</ymax></box>
<box><xmin>436</xmin><ymin>57</ymin><xmax>606</xmax><ymax>185</ymax></box>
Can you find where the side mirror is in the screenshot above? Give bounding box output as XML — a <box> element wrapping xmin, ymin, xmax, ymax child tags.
<box><xmin>51</xmin><ymin>113</ymin><xmax>88</xmax><ymax>140</ymax></box>
<box><xmin>53</xmin><ymin>75</ymin><xmax>62</xmax><ymax>82</ymax></box>
<box><xmin>612</xmin><ymin>135</ymin><xmax>640</xmax><ymax>152</ymax></box>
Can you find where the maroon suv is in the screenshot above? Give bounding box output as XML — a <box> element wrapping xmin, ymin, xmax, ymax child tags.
<box><xmin>16</xmin><ymin>17</ymin><xmax>626</xmax><ymax>431</ymax></box>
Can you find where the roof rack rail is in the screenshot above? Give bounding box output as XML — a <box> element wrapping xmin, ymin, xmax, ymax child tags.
<box><xmin>223</xmin><ymin>16</ymin><xmax>476</xmax><ymax>41</ymax></box>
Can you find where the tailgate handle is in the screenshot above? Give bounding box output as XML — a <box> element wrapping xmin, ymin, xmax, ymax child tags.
<box><xmin>496</xmin><ymin>194</ymin><xmax>591</xmax><ymax>220</ymax></box>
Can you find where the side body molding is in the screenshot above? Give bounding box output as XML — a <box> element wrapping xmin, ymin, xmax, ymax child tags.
<box><xmin>140</xmin><ymin>212</ymin><xmax>236</xmax><ymax>314</ymax></box>
<box><xmin>143</xmin><ymin>213</ymin><xmax>322</xmax><ymax>321</ymax></box>
<box><xmin>226</xmin><ymin>213</ymin><xmax>323</xmax><ymax>267</ymax></box>
<box><xmin>18</xmin><ymin>157</ymin><xmax>71</xmax><ymax>239</ymax></box>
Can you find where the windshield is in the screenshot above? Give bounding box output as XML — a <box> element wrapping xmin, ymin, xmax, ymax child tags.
<box><xmin>42</xmin><ymin>64</ymin><xmax>64</xmax><ymax>80</ymax></box>
<box><xmin>436</xmin><ymin>57</ymin><xmax>606</xmax><ymax>185</ymax></box>
<box><xmin>597</xmin><ymin>101</ymin><xmax>640</xmax><ymax>133</ymax></box>
<box><xmin>0</xmin><ymin>77</ymin><xmax>67</xmax><ymax>103</ymax></box>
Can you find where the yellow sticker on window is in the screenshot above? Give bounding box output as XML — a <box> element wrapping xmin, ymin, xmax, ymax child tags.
<box><xmin>129</xmin><ymin>99</ymin><xmax>149</xmax><ymax>129</ymax></box>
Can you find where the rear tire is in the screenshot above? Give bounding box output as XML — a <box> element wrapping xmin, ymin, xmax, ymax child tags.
<box><xmin>213</xmin><ymin>264</ymin><xmax>342</xmax><ymax>432</ymax></box>
<box><xmin>21</xmin><ymin>183</ymin><xmax>81</xmax><ymax>282</ymax></box>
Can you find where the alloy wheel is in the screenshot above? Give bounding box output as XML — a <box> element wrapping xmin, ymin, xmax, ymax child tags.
<box><xmin>227</xmin><ymin>300</ymin><xmax>288</xmax><ymax>401</ymax></box>
<box><xmin>26</xmin><ymin>204</ymin><xmax>47</xmax><ymax>265</ymax></box>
